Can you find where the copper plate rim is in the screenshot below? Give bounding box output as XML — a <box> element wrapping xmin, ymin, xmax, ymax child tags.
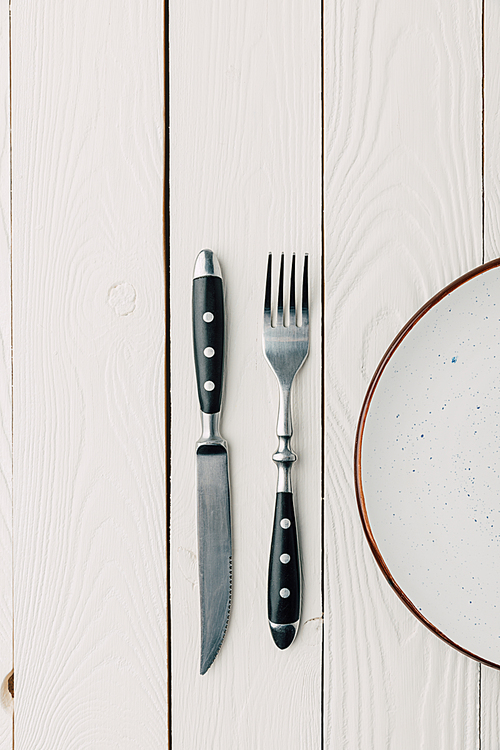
<box><xmin>354</xmin><ymin>256</ymin><xmax>500</xmax><ymax>670</ymax></box>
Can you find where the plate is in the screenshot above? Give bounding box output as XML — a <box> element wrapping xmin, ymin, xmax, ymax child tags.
<box><xmin>355</xmin><ymin>258</ymin><xmax>500</xmax><ymax>667</ymax></box>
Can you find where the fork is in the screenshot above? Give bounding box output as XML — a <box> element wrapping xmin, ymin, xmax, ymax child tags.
<box><xmin>263</xmin><ymin>253</ymin><xmax>309</xmax><ymax>649</ymax></box>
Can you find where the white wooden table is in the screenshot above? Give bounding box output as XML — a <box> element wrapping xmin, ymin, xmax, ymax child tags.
<box><xmin>1</xmin><ymin>0</ymin><xmax>499</xmax><ymax>747</ymax></box>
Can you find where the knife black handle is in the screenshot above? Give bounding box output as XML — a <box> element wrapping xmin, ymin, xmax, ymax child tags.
<box><xmin>192</xmin><ymin>274</ymin><xmax>224</xmax><ymax>414</ymax></box>
<box><xmin>268</xmin><ymin>491</ymin><xmax>300</xmax><ymax>649</ymax></box>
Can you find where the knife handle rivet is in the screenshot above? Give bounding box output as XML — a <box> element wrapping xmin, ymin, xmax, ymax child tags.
<box><xmin>280</xmin><ymin>518</ymin><xmax>291</xmax><ymax>529</ymax></box>
<box><xmin>204</xmin><ymin>347</ymin><xmax>215</xmax><ymax>358</ymax></box>
<box><xmin>280</xmin><ymin>588</ymin><xmax>291</xmax><ymax>599</ymax></box>
<box><xmin>280</xmin><ymin>553</ymin><xmax>290</xmax><ymax>564</ymax></box>
<box><xmin>203</xmin><ymin>311</ymin><xmax>214</xmax><ymax>323</ymax></box>
<box><xmin>204</xmin><ymin>380</ymin><xmax>215</xmax><ymax>392</ymax></box>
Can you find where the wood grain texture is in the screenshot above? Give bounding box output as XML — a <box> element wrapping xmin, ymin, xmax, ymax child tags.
<box><xmin>481</xmin><ymin>664</ymin><xmax>500</xmax><ymax>750</ymax></box>
<box><xmin>0</xmin><ymin>0</ymin><xmax>12</xmax><ymax>746</ymax></box>
<box><xmin>11</xmin><ymin>2</ymin><xmax>165</xmax><ymax>747</ymax></box>
<box><xmin>484</xmin><ymin>0</ymin><xmax>500</xmax><ymax>265</ymax></box>
<box><xmin>480</xmin><ymin>1</ymin><xmax>500</xmax><ymax>746</ymax></box>
<box><xmin>169</xmin><ymin>0</ymin><xmax>322</xmax><ymax>747</ymax></box>
<box><xmin>323</xmin><ymin>1</ymin><xmax>482</xmax><ymax>746</ymax></box>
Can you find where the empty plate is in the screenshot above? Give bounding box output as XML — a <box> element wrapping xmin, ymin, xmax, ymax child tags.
<box><xmin>355</xmin><ymin>258</ymin><xmax>500</xmax><ymax>667</ymax></box>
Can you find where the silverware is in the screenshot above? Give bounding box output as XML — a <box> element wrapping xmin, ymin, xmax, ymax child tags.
<box><xmin>262</xmin><ymin>253</ymin><xmax>309</xmax><ymax>648</ymax></box>
<box><xmin>192</xmin><ymin>249</ymin><xmax>232</xmax><ymax>674</ymax></box>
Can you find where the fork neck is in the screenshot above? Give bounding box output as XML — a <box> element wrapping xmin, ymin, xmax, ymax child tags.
<box><xmin>273</xmin><ymin>385</ymin><xmax>297</xmax><ymax>493</ymax></box>
<box><xmin>276</xmin><ymin>384</ymin><xmax>293</xmax><ymax>438</ymax></box>
<box><xmin>273</xmin><ymin>436</ymin><xmax>296</xmax><ymax>492</ymax></box>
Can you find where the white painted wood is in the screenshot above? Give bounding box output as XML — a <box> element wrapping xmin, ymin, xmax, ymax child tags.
<box><xmin>480</xmin><ymin>2</ymin><xmax>500</xmax><ymax>746</ymax></box>
<box><xmin>5</xmin><ymin>0</ymin><xmax>493</xmax><ymax>745</ymax></box>
<box><xmin>169</xmin><ymin>0</ymin><xmax>322</xmax><ymax>747</ymax></box>
<box><xmin>481</xmin><ymin>665</ymin><xmax>500</xmax><ymax>749</ymax></box>
<box><xmin>0</xmin><ymin>0</ymin><xmax>12</xmax><ymax>745</ymax></box>
<box><xmin>11</xmin><ymin>2</ymin><xmax>165</xmax><ymax>747</ymax></box>
<box><xmin>323</xmin><ymin>1</ymin><xmax>482</xmax><ymax>746</ymax></box>
<box><xmin>485</xmin><ymin>0</ymin><xmax>500</xmax><ymax>266</ymax></box>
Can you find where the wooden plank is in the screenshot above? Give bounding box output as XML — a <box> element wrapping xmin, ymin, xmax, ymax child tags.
<box><xmin>169</xmin><ymin>1</ymin><xmax>322</xmax><ymax>747</ymax></box>
<box><xmin>0</xmin><ymin>0</ymin><xmax>12</xmax><ymax>745</ymax></box>
<box><xmin>11</xmin><ymin>2</ymin><xmax>165</xmax><ymax>746</ymax></box>
<box><xmin>481</xmin><ymin>666</ymin><xmax>500</xmax><ymax>748</ymax></box>
<box><xmin>323</xmin><ymin>1</ymin><xmax>482</xmax><ymax>746</ymax></box>
<box><xmin>480</xmin><ymin>0</ymin><xmax>500</xmax><ymax>744</ymax></box>
<box><xmin>485</xmin><ymin>0</ymin><xmax>500</xmax><ymax>266</ymax></box>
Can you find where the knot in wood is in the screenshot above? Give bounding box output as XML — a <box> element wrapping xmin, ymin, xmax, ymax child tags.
<box><xmin>108</xmin><ymin>282</ymin><xmax>137</xmax><ymax>316</ymax></box>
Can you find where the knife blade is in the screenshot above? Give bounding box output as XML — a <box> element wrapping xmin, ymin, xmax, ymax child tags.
<box><xmin>192</xmin><ymin>249</ymin><xmax>232</xmax><ymax>675</ymax></box>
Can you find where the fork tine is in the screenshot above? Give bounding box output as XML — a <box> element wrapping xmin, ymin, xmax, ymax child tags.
<box><xmin>289</xmin><ymin>254</ymin><xmax>296</xmax><ymax>326</ymax></box>
<box><xmin>264</xmin><ymin>253</ymin><xmax>272</xmax><ymax>328</ymax></box>
<box><xmin>277</xmin><ymin>253</ymin><xmax>284</xmax><ymax>326</ymax></box>
<box><xmin>301</xmin><ymin>255</ymin><xmax>309</xmax><ymax>327</ymax></box>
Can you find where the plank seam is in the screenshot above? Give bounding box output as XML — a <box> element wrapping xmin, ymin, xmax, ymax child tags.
<box><xmin>482</xmin><ymin>0</ymin><xmax>485</xmax><ymax>266</ymax></box>
<box><xmin>320</xmin><ymin>0</ymin><xmax>325</xmax><ymax>748</ymax></box>
<box><xmin>8</xmin><ymin>0</ymin><xmax>13</xmax><ymax>746</ymax></box>
<box><xmin>478</xmin><ymin>663</ymin><xmax>482</xmax><ymax>750</ymax></box>
<box><xmin>480</xmin><ymin>5</ymin><xmax>484</xmax><ymax>743</ymax></box>
<box><xmin>166</xmin><ymin>0</ymin><xmax>172</xmax><ymax>745</ymax></box>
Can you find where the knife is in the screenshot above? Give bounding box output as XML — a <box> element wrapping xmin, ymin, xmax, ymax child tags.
<box><xmin>192</xmin><ymin>249</ymin><xmax>232</xmax><ymax>675</ymax></box>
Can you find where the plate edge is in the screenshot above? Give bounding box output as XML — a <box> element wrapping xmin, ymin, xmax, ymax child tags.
<box><xmin>354</xmin><ymin>257</ymin><xmax>500</xmax><ymax>669</ymax></box>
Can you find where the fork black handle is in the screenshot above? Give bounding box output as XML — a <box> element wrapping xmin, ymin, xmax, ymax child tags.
<box><xmin>268</xmin><ymin>491</ymin><xmax>300</xmax><ymax>649</ymax></box>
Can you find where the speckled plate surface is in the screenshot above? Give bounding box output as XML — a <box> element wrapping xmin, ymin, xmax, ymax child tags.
<box><xmin>355</xmin><ymin>258</ymin><xmax>500</xmax><ymax>667</ymax></box>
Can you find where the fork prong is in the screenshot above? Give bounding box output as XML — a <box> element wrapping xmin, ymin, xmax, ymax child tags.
<box><xmin>277</xmin><ymin>253</ymin><xmax>285</xmax><ymax>326</ymax></box>
<box><xmin>264</xmin><ymin>253</ymin><xmax>272</xmax><ymax>328</ymax></box>
<box><xmin>289</xmin><ymin>254</ymin><xmax>296</xmax><ymax>326</ymax></box>
<box><xmin>301</xmin><ymin>255</ymin><xmax>309</xmax><ymax>327</ymax></box>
